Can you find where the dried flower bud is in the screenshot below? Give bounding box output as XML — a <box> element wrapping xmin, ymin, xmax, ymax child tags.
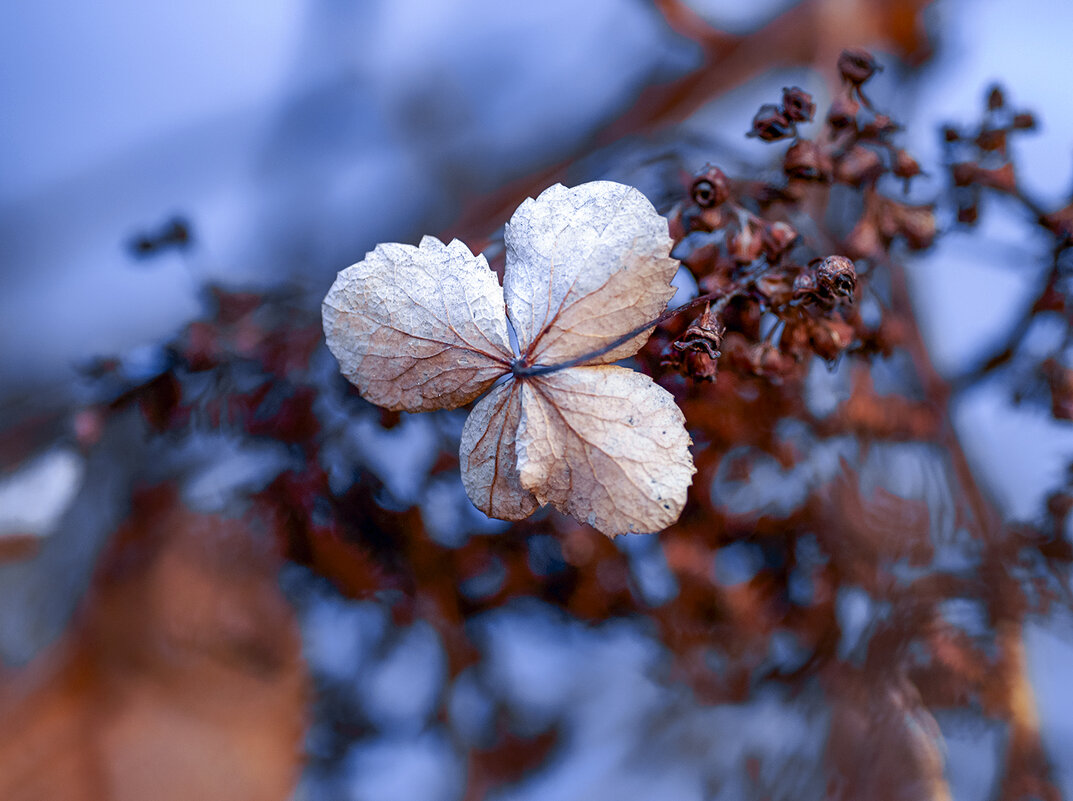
<box><xmin>886</xmin><ymin>203</ymin><xmax>937</xmax><ymax>250</ymax></box>
<box><xmin>695</xmin><ymin>205</ymin><xmax>728</xmax><ymax>232</ymax></box>
<box><xmin>673</xmin><ymin>303</ymin><xmax>725</xmax><ymax>359</ymax></box>
<box><xmin>827</xmin><ymin>93</ymin><xmax>860</xmax><ymax>130</ymax></box>
<box><xmin>835</xmin><ymin>145</ymin><xmax>884</xmax><ymax>186</ymax></box>
<box><xmin>729</xmin><ymin>219</ymin><xmax>764</xmax><ymax>264</ymax></box>
<box><xmin>893</xmin><ymin>150</ymin><xmax>921</xmax><ymax>180</ymax></box>
<box><xmin>975</xmin><ymin>163</ymin><xmax>1018</xmax><ymax>193</ymax></box>
<box><xmin>762</xmin><ymin>222</ymin><xmax>798</xmax><ymax>259</ymax></box>
<box><xmin>942</xmin><ymin>126</ymin><xmax>961</xmax><ymax>142</ymax></box>
<box><xmin>952</xmin><ymin>159</ymin><xmax>1015</xmax><ymax>191</ymax></box>
<box><xmin>986</xmin><ymin>85</ymin><xmax>1006</xmax><ymax>111</ymax></box>
<box><xmin>781</xmin><ymin>86</ymin><xmax>816</xmax><ymax>122</ymax></box>
<box><xmin>957</xmin><ymin>203</ymin><xmax>979</xmax><ymax>225</ymax></box>
<box><xmin>808</xmin><ymin>317</ymin><xmax>855</xmax><ymax>361</ymax></box>
<box><xmin>779</xmin><ymin>319</ymin><xmax>810</xmax><ymax>357</ymax></box>
<box><xmin>859</xmin><ymin>114</ymin><xmax>900</xmax><ymax>139</ymax></box>
<box><xmin>673</xmin><ymin>349</ymin><xmax>720</xmax><ymax>382</ymax></box>
<box><xmin>725</xmin><ymin>336</ymin><xmax>793</xmax><ymax>379</ymax></box>
<box><xmin>845</xmin><ymin>218</ymin><xmax>883</xmax><ymax>260</ymax></box>
<box><xmin>1012</xmin><ymin>112</ymin><xmax>1036</xmax><ymax>130</ymax></box>
<box><xmin>976</xmin><ymin>129</ymin><xmax>1006</xmax><ymax>152</ymax></box>
<box><xmin>951</xmin><ymin>162</ymin><xmax>978</xmax><ymax>187</ymax></box>
<box><xmin>681</xmin><ymin>240</ymin><xmax>721</xmax><ymax>275</ymax></box>
<box><xmin>783</xmin><ymin>140</ymin><xmax>831</xmax><ymax>181</ymax></box>
<box><xmin>815</xmin><ymin>256</ymin><xmax>857</xmax><ymax>299</ymax></box>
<box><xmin>666</xmin><ymin>304</ymin><xmax>725</xmax><ymax>382</ymax></box>
<box><xmin>749</xmin><ymin>103</ymin><xmax>795</xmax><ymax>141</ymax></box>
<box><xmin>837</xmin><ymin>48</ymin><xmax>880</xmax><ymax>85</ymax></box>
<box><xmin>756</xmin><ymin>272</ymin><xmax>795</xmax><ymax>306</ymax></box>
<box><xmin>691</xmin><ymin>167</ymin><xmax>730</xmax><ymax>208</ymax></box>
<box><xmin>792</xmin><ymin>272</ymin><xmax>818</xmax><ymax>299</ymax></box>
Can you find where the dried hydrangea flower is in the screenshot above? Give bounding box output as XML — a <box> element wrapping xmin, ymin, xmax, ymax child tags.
<box><xmin>323</xmin><ymin>181</ymin><xmax>695</xmax><ymax>536</ymax></box>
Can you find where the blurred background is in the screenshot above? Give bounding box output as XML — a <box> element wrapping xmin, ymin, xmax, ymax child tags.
<box><xmin>3</xmin><ymin>1</ymin><xmax>1073</xmax><ymax>799</ymax></box>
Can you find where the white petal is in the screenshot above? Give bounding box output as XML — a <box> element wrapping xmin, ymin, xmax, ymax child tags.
<box><xmin>459</xmin><ymin>378</ymin><xmax>538</xmax><ymax>520</ymax></box>
<box><xmin>323</xmin><ymin>236</ymin><xmax>512</xmax><ymax>412</ymax></box>
<box><xmin>503</xmin><ymin>181</ymin><xmax>679</xmax><ymax>367</ymax></box>
<box><xmin>515</xmin><ymin>366</ymin><xmax>695</xmax><ymax>536</ymax></box>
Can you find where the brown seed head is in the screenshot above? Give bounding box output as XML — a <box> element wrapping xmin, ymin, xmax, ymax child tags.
<box><xmin>792</xmin><ymin>272</ymin><xmax>818</xmax><ymax>300</ymax></box>
<box><xmin>729</xmin><ymin>219</ymin><xmax>765</xmax><ymax>264</ymax></box>
<box><xmin>815</xmin><ymin>256</ymin><xmax>857</xmax><ymax>299</ymax></box>
<box><xmin>835</xmin><ymin>145</ymin><xmax>885</xmax><ymax>186</ymax></box>
<box><xmin>951</xmin><ymin>162</ymin><xmax>978</xmax><ymax>187</ymax></box>
<box><xmin>986</xmin><ymin>85</ymin><xmax>1006</xmax><ymax>111</ymax></box>
<box><xmin>957</xmin><ymin>204</ymin><xmax>979</xmax><ymax>225</ymax></box>
<box><xmin>808</xmin><ymin>317</ymin><xmax>855</xmax><ymax>361</ymax></box>
<box><xmin>691</xmin><ymin>167</ymin><xmax>730</xmax><ymax>208</ymax></box>
<box><xmin>837</xmin><ymin>48</ymin><xmax>880</xmax><ymax>85</ymax></box>
<box><xmin>976</xmin><ymin>129</ymin><xmax>1007</xmax><ymax>152</ymax></box>
<box><xmin>827</xmin><ymin>93</ymin><xmax>860</xmax><ymax>130</ymax></box>
<box><xmin>888</xmin><ymin>203</ymin><xmax>937</xmax><ymax>250</ymax></box>
<box><xmin>893</xmin><ymin>150</ymin><xmax>921</xmax><ymax>180</ymax></box>
<box><xmin>678</xmin><ymin>349</ymin><xmax>721</xmax><ymax>382</ymax></box>
<box><xmin>673</xmin><ymin>304</ymin><xmax>725</xmax><ymax>359</ymax></box>
<box><xmin>784</xmin><ymin>140</ymin><xmax>832</xmax><ymax>181</ymax></box>
<box><xmin>666</xmin><ymin>304</ymin><xmax>724</xmax><ymax>382</ymax></box>
<box><xmin>749</xmin><ymin>104</ymin><xmax>795</xmax><ymax>142</ymax></box>
<box><xmin>763</xmin><ymin>222</ymin><xmax>798</xmax><ymax>259</ymax></box>
<box><xmin>781</xmin><ymin>86</ymin><xmax>816</xmax><ymax>123</ymax></box>
<box><xmin>1012</xmin><ymin>112</ymin><xmax>1037</xmax><ymax>130</ymax></box>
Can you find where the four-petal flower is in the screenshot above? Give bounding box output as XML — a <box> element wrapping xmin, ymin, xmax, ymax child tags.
<box><xmin>323</xmin><ymin>181</ymin><xmax>695</xmax><ymax>536</ymax></box>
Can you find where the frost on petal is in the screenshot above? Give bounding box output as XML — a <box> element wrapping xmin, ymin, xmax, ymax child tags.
<box><xmin>459</xmin><ymin>379</ymin><xmax>538</xmax><ymax>520</ymax></box>
<box><xmin>503</xmin><ymin>181</ymin><xmax>679</xmax><ymax>367</ymax></box>
<box><xmin>323</xmin><ymin>236</ymin><xmax>513</xmax><ymax>412</ymax></box>
<box><xmin>515</xmin><ymin>366</ymin><xmax>695</xmax><ymax>537</ymax></box>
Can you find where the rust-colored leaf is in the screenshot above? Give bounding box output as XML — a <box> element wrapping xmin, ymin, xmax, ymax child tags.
<box><xmin>0</xmin><ymin>487</ymin><xmax>307</xmax><ymax>801</ymax></box>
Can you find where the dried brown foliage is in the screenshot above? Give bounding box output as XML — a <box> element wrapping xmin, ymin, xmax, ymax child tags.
<box><xmin>0</xmin><ymin>487</ymin><xmax>307</xmax><ymax>801</ymax></box>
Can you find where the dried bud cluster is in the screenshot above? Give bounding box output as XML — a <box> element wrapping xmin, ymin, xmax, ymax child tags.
<box><xmin>747</xmin><ymin>85</ymin><xmax>815</xmax><ymax>141</ymax></box>
<box><xmin>658</xmin><ymin>53</ymin><xmax>935</xmax><ymax>384</ymax></box>
<box><xmin>743</xmin><ymin>53</ymin><xmax>936</xmax><ymax>261</ymax></box>
<box><xmin>663</xmin><ymin>159</ymin><xmax>863</xmax><ymax>382</ymax></box>
<box><xmin>942</xmin><ymin>83</ymin><xmax>1039</xmax><ymax>226</ymax></box>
